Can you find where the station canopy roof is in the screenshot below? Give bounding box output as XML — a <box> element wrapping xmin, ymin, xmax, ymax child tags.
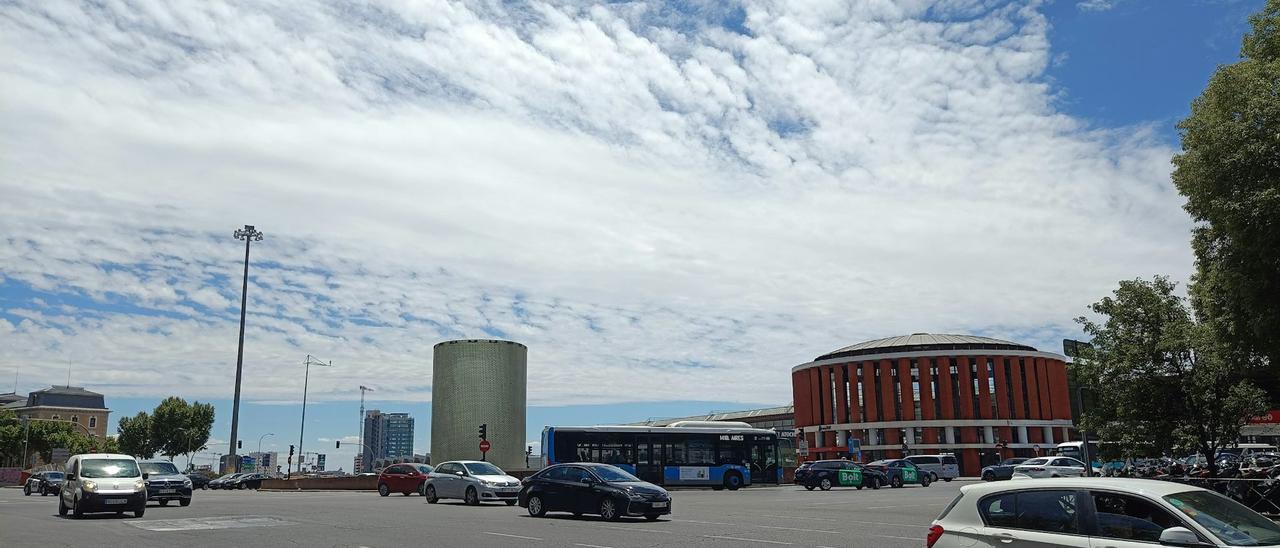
<box><xmin>816</xmin><ymin>333</ymin><xmax>1038</xmax><ymax>361</ymax></box>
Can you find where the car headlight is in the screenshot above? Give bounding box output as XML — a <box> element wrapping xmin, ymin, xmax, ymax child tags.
<box><xmin>480</xmin><ymin>480</ymin><xmax>497</xmax><ymax>487</ymax></box>
<box><xmin>134</xmin><ymin>479</ymin><xmax>146</xmax><ymax>491</ymax></box>
<box><xmin>82</xmin><ymin>480</ymin><xmax>98</xmax><ymax>493</ymax></box>
<box><xmin>183</xmin><ymin>478</ymin><xmax>193</xmax><ymax>487</ymax></box>
<box><xmin>625</xmin><ymin>490</ymin><xmax>645</xmax><ymax>501</ymax></box>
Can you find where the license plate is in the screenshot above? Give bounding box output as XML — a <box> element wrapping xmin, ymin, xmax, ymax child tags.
<box><xmin>651</xmin><ymin>501</ymin><xmax>668</xmax><ymax>508</ymax></box>
<box><xmin>104</xmin><ymin>499</ymin><xmax>127</xmax><ymax>505</ymax></box>
<box><xmin>158</xmin><ymin>489</ymin><xmax>176</xmax><ymax>494</ymax></box>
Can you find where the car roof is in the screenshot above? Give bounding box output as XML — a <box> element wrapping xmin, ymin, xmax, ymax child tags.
<box><xmin>74</xmin><ymin>453</ymin><xmax>135</xmax><ymax>460</ymax></box>
<box><xmin>959</xmin><ymin>477</ymin><xmax>1208</xmax><ymax>499</ymax></box>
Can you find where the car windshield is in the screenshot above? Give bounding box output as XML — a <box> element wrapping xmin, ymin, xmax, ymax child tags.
<box><xmin>591</xmin><ymin>465</ymin><xmax>641</xmax><ymax>483</ymax></box>
<box><xmin>80</xmin><ymin>459</ymin><xmax>141</xmax><ymax>478</ymax></box>
<box><xmin>463</xmin><ymin>463</ymin><xmax>505</xmax><ymax>476</ymax></box>
<box><xmin>1021</xmin><ymin>458</ymin><xmax>1050</xmax><ymax>466</ymax></box>
<box><xmin>415</xmin><ymin>465</ymin><xmax>433</xmax><ymax>474</ymax></box>
<box><xmin>46</xmin><ymin>472</ymin><xmax>64</xmax><ymax>479</ymax></box>
<box><xmin>1002</xmin><ymin>459</ymin><xmax>1026</xmax><ymax>465</ymax></box>
<box><xmin>140</xmin><ymin>462</ymin><xmax>180</xmax><ymax>475</ymax></box>
<box><xmin>867</xmin><ymin>460</ymin><xmax>890</xmax><ymax>466</ymax></box>
<box><xmin>1164</xmin><ymin>490</ymin><xmax>1280</xmax><ymax>546</ymax></box>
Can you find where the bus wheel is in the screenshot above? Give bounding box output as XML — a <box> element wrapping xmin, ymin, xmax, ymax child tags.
<box><xmin>724</xmin><ymin>472</ymin><xmax>743</xmax><ymax>491</ymax></box>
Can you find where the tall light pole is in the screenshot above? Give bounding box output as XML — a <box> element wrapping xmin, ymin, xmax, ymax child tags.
<box><xmin>258</xmin><ymin>432</ymin><xmax>274</xmax><ymax>455</ymax></box>
<box><xmin>358</xmin><ymin>385</ymin><xmax>373</xmax><ymax>472</ymax></box>
<box><xmin>229</xmin><ymin>224</ymin><xmax>263</xmax><ymax>473</ymax></box>
<box><xmin>299</xmin><ymin>355</ymin><xmax>331</xmax><ymax>475</ymax></box>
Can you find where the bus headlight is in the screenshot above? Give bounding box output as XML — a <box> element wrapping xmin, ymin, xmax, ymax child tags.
<box><xmin>82</xmin><ymin>480</ymin><xmax>98</xmax><ymax>493</ymax></box>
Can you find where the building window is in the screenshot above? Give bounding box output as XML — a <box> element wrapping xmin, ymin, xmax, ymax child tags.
<box><xmin>829</xmin><ymin>369</ymin><xmax>838</xmax><ymax>424</ymax></box>
<box><xmin>51</xmin><ymin>414</ymin><xmax>60</xmax><ymax>420</ymax></box>
<box><xmin>1003</xmin><ymin>358</ymin><xmax>1016</xmax><ymax>419</ymax></box>
<box><xmin>930</xmin><ymin>358</ymin><xmax>941</xmax><ymax>419</ymax></box>
<box><xmin>1019</xmin><ymin>358</ymin><xmax>1032</xmax><ymax>418</ymax></box>
<box><xmin>874</xmin><ymin>365</ymin><xmax>885</xmax><ymax>420</ymax></box>
<box><xmin>910</xmin><ymin>360</ymin><xmax>922</xmax><ymax>420</ymax></box>
<box><xmin>987</xmin><ymin>358</ymin><xmax>998</xmax><ymax>419</ymax></box>
<box><xmin>970</xmin><ymin>358</ymin><xmax>981</xmax><ymax>419</ymax></box>
<box><xmin>856</xmin><ymin>365</ymin><xmax>866</xmax><ymax>423</ymax></box>
<box><xmin>88</xmin><ymin>417</ymin><xmax>97</xmax><ymax>428</ymax></box>
<box><xmin>892</xmin><ymin>365</ymin><xmax>903</xmax><ymax>421</ymax></box>
<box><xmin>71</xmin><ymin>415</ymin><xmax>79</xmax><ymax>423</ymax></box>
<box><xmin>949</xmin><ymin>358</ymin><xmax>961</xmax><ymax>418</ymax></box>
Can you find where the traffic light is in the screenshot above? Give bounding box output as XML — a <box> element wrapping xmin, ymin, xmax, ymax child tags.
<box><xmin>237</xmin><ymin>440</ymin><xmax>242</xmax><ymax>449</ymax></box>
<box><xmin>289</xmin><ymin>444</ymin><xmax>295</xmax><ymax>457</ymax></box>
<box><xmin>478</xmin><ymin>423</ymin><xmax>487</xmax><ymax>440</ymax></box>
<box><xmin>336</xmin><ymin>440</ymin><xmax>341</xmax><ymax>449</ymax></box>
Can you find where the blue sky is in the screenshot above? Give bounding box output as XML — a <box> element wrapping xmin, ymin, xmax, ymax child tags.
<box><xmin>0</xmin><ymin>0</ymin><xmax>1268</xmax><ymax>466</ymax></box>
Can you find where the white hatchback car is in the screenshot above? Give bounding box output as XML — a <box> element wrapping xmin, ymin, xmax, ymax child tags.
<box><xmin>1012</xmin><ymin>456</ymin><xmax>1089</xmax><ymax>478</ymax></box>
<box><xmin>928</xmin><ymin>477</ymin><xmax>1280</xmax><ymax>547</ymax></box>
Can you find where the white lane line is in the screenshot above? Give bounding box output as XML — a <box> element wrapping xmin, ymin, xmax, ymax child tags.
<box><xmin>866</xmin><ymin>533</ymin><xmax>922</xmax><ymax>541</ymax></box>
<box><xmin>595</xmin><ymin>525</ymin><xmax>681</xmax><ymax>535</ymax></box>
<box><xmin>756</xmin><ymin>525</ymin><xmax>842</xmax><ymax>534</ymax></box>
<box><xmin>574</xmin><ymin>544</ymin><xmax>614</xmax><ymax>548</ymax></box>
<box><xmin>865</xmin><ymin>505</ymin><xmax>914</xmax><ymax>509</ymax></box>
<box><xmin>674</xmin><ymin>519</ymin><xmax>737</xmax><ymax>526</ymax></box>
<box><xmin>745</xmin><ymin>514</ymin><xmax>922</xmax><ymax>528</ymax></box>
<box><xmin>483</xmin><ymin>532</ymin><xmax>543</xmax><ymax>541</ymax></box>
<box><xmin>704</xmin><ymin>535</ymin><xmax>792</xmax><ymax>545</ymax></box>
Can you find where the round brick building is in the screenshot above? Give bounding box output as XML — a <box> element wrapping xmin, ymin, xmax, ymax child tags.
<box><xmin>791</xmin><ymin>333</ymin><xmax>1072</xmax><ymax>476</ymax></box>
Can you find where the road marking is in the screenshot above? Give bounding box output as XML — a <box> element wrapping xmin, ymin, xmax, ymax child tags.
<box><xmin>703</xmin><ymin>535</ymin><xmax>792</xmax><ymax>545</ymax></box>
<box><xmin>574</xmin><ymin>544</ymin><xmax>614</xmax><ymax>548</ymax></box>
<box><xmin>744</xmin><ymin>514</ymin><xmax>920</xmax><ymax>528</ymax></box>
<box><xmin>126</xmin><ymin>516</ymin><xmax>294</xmax><ymax>532</ymax></box>
<box><xmin>756</xmin><ymin>524</ymin><xmax>842</xmax><ymax>534</ymax></box>
<box><xmin>483</xmin><ymin>532</ymin><xmax>543</xmax><ymax>541</ymax></box>
<box><xmin>595</xmin><ymin>525</ymin><xmax>681</xmax><ymax>535</ymax></box>
<box><xmin>674</xmin><ymin>519</ymin><xmax>737</xmax><ymax>526</ymax></box>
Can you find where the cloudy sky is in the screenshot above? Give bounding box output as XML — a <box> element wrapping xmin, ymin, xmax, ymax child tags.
<box><xmin>0</xmin><ymin>0</ymin><xmax>1264</xmax><ymax>464</ymax></box>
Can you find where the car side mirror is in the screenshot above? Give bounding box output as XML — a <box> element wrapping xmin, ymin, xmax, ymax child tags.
<box><xmin>1159</xmin><ymin>527</ymin><xmax>1203</xmax><ymax>546</ymax></box>
<box><xmin>455</xmin><ymin>471</ymin><xmax>466</xmax><ymax>477</ymax></box>
<box><xmin>143</xmin><ymin>473</ymin><xmax>150</xmax><ymax>480</ymax></box>
<box><xmin>66</xmin><ymin>474</ymin><xmax>76</xmax><ymax>481</ymax></box>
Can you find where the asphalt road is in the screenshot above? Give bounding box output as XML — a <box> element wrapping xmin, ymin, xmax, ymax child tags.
<box><xmin>0</xmin><ymin>481</ymin><xmax>966</xmax><ymax>547</ymax></box>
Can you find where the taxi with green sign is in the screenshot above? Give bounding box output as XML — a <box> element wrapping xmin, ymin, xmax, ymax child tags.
<box><xmin>794</xmin><ymin>460</ymin><xmax>887</xmax><ymax>491</ymax></box>
<box><xmin>865</xmin><ymin>458</ymin><xmax>932</xmax><ymax>488</ymax></box>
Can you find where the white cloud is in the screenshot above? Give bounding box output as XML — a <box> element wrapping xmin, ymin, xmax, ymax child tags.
<box><xmin>0</xmin><ymin>1</ymin><xmax>1191</xmax><ymax>407</ymax></box>
<box><xmin>1077</xmin><ymin>0</ymin><xmax>1115</xmax><ymax>12</ymax></box>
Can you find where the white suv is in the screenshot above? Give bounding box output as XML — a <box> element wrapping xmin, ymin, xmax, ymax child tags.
<box><xmin>928</xmin><ymin>477</ymin><xmax>1280</xmax><ymax>547</ymax></box>
<box><xmin>60</xmin><ymin>453</ymin><xmax>147</xmax><ymax>518</ymax></box>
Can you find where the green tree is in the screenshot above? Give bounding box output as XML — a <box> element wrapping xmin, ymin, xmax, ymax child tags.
<box><xmin>117</xmin><ymin>411</ymin><xmax>154</xmax><ymax>458</ymax></box>
<box><xmin>150</xmin><ymin>397</ymin><xmax>215</xmax><ymax>463</ymax></box>
<box><xmin>1075</xmin><ymin>277</ymin><xmax>1268</xmax><ymax>473</ymax></box>
<box><xmin>0</xmin><ymin>410</ymin><xmax>24</xmax><ymax>466</ymax></box>
<box><xmin>1172</xmin><ymin>0</ymin><xmax>1280</xmax><ymax>384</ymax></box>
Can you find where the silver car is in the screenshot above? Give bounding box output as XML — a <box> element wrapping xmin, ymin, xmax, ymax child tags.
<box><xmin>423</xmin><ymin>461</ymin><xmax>521</xmax><ymax>506</ymax></box>
<box><xmin>1012</xmin><ymin>456</ymin><xmax>1088</xmax><ymax>478</ymax></box>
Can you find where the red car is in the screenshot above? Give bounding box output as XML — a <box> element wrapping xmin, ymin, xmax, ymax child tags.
<box><xmin>377</xmin><ymin>463</ymin><xmax>434</xmax><ymax>497</ymax></box>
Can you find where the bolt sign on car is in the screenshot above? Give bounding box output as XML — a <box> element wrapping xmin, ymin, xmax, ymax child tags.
<box><xmin>794</xmin><ymin>460</ymin><xmax>887</xmax><ymax>491</ymax></box>
<box><xmin>519</xmin><ymin>463</ymin><xmax>672</xmax><ymax>521</ymax></box>
<box><xmin>865</xmin><ymin>459</ymin><xmax>931</xmax><ymax>488</ymax></box>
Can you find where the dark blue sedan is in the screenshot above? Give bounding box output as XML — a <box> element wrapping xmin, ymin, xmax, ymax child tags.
<box><xmin>980</xmin><ymin>457</ymin><xmax>1029</xmax><ymax>481</ymax></box>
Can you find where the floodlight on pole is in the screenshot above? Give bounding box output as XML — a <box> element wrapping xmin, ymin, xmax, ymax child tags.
<box><xmin>298</xmin><ymin>355</ymin><xmax>332</xmax><ymax>475</ymax></box>
<box><xmin>228</xmin><ymin>224</ymin><xmax>263</xmax><ymax>473</ymax></box>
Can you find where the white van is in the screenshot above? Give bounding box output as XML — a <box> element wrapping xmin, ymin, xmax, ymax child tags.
<box><xmin>904</xmin><ymin>454</ymin><xmax>960</xmax><ymax>482</ymax></box>
<box><xmin>60</xmin><ymin>453</ymin><xmax>147</xmax><ymax>518</ymax></box>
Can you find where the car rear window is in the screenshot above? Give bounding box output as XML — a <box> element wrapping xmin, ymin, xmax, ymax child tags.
<box><xmin>937</xmin><ymin>493</ymin><xmax>965</xmax><ymax>520</ymax></box>
<box><xmin>981</xmin><ymin>490</ymin><xmax>1079</xmax><ymax>534</ymax></box>
<box><xmin>941</xmin><ymin>456</ymin><xmax>958</xmax><ymax>465</ymax></box>
<box><xmin>1021</xmin><ymin>458</ymin><xmax>1049</xmax><ymax>466</ymax></box>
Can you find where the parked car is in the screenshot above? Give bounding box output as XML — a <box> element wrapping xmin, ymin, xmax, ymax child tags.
<box><xmin>865</xmin><ymin>459</ymin><xmax>931</xmax><ymax>488</ymax></box>
<box><xmin>980</xmin><ymin>458</ymin><xmax>1029</xmax><ymax>481</ymax></box>
<box><xmin>927</xmin><ymin>477</ymin><xmax>1280</xmax><ymax>548</ymax></box>
<box><xmin>423</xmin><ymin>461</ymin><xmax>521</xmax><ymax>506</ymax></box>
<box><xmin>1012</xmin><ymin>456</ymin><xmax>1089</xmax><ymax>478</ymax></box>
<box><xmin>187</xmin><ymin>473</ymin><xmax>212</xmax><ymax>490</ymax></box>
<box><xmin>377</xmin><ymin>463</ymin><xmax>434</xmax><ymax>496</ymax></box>
<box><xmin>25</xmin><ymin>470</ymin><xmax>65</xmax><ymax>496</ymax></box>
<box><xmin>138</xmin><ymin>460</ymin><xmax>193</xmax><ymax>506</ymax></box>
<box><xmin>794</xmin><ymin>460</ymin><xmax>885</xmax><ymax>490</ymax></box>
<box><xmin>904</xmin><ymin>454</ymin><xmax>960</xmax><ymax>482</ymax></box>
<box><xmin>59</xmin><ymin>453</ymin><xmax>147</xmax><ymax>518</ymax></box>
<box><xmin>226</xmin><ymin>472</ymin><xmax>269</xmax><ymax>490</ymax></box>
<box><xmin>519</xmin><ymin>463</ymin><xmax>671</xmax><ymax>521</ymax></box>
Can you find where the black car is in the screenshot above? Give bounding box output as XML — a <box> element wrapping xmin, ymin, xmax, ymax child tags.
<box><xmin>980</xmin><ymin>457</ymin><xmax>1029</xmax><ymax>481</ymax></box>
<box><xmin>227</xmin><ymin>472</ymin><xmax>269</xmax><ymax>490</ymax></box>
<box><xmin>139</xmin><ymin>460</ymin><xmax>193</xmax><ymax>506</ymax></box>
<box><xmin>187</xmin><ymin>473</ymin><xmax>212</xmax><ymax>490</ymax></box>
<box><xmin>519</xmin><ymin>463</ymin><xmax>671</xmax><ymax>521</ymax></box>
<box><xmin>24</xmin><ymin>471</ymin><xmax>64</xmax><ymax>496</ymax></box>
<box><xmin>794</xmin><ymin>460</ymin><xmax>886</xmax><ymax>490</ymax></box>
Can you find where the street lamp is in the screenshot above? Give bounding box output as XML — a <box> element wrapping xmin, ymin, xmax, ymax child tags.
<box><xmin>298</xmin><ymin>355</ymin><xmax>331</xmax><ymax>475</ymax></box>
<box><xmin>258</xmin><ymin>432</ymin><xmax>274</xmax><ymax>455</ymax></box>
<box><xmin>228</xmin><ymin>224</ymin><xmax>264</xmax><ymax>472</ymax></box>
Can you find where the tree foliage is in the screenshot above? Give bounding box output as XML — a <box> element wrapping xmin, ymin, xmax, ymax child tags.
<box><xmin>0</xmin><ymin>409</ymin><xmax>113</xmax><ymax>467</ymax></box>
<box><xmin>1074</xmin><ymin>277</ymin><xmax>1268</xmax><ymax>472</ymax></box>
<box><xmin>116</xmin><ymin>411</ymin><xmax>154</xmax><ymax>458</ymax></box>
<box><xmin>1173</xmin><ymin>0</ymin><xmax>1280</xmax><ymax>383</ymax></box>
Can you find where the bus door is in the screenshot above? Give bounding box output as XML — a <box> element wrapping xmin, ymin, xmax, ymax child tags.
<box><xmin>635</xmin><ymin>437</ymin><xmax>664</xmax><ymax>485</ymax></box>
<box><xmin>750</xmin><ymin>437</ymin><xmax>779</xmax><ymax>484</ymax></box>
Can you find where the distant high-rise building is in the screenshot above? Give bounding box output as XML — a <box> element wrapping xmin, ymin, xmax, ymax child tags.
<box><xmin>360</xmin><ymin>410</ymin><xmax>415</xmax><ymax>472</ymax></box>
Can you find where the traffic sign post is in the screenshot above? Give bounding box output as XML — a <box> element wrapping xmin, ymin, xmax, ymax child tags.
<box><xmin>479</xmin><ymin>440</ymin><xmax>491</xmax><ymax>461</ymax></box>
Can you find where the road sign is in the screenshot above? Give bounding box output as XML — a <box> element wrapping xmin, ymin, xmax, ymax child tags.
<box><xmin>51</xmin><ymin>448</ymin><xmax>69</xmax><ymax>463</ymax></box>
<box><xmin>479</xmin><ymin>440</ymin><xmax>491</xmax><ymax>453</ymax></box>
<box><xmin>797</xmin><ymin>438</ymin><xmax>809</xmax><ymax>456</ymax></box>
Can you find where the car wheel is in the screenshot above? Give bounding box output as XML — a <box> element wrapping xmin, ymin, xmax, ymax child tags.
<box><xmin>599</xmin><ymin>497</ymin><xmax>620</xmax><ymax>521</ymax></box>
<box><xmin>160</xmin><ymin>499</ymin><xmax>169</xmax><ymax>507</ymax></box>
<box><xmin>819</xmin><ymin>478</ymin><xmax>832</xmax><ymax>491</ymax></box>
<box><xmin>23</xmin><ymin>484</ymin><xmax>30</xmax><ymax>496</ymax></box>
<box><xmin>58</xmin><ymin>496</ymin><xmax>68</xmax><ymax>516</ymax></box>
<box><xmin>724</xmin><ymin>472</ymin><xmax>743</xmax><ymax>491</ymax></box>
<box><xmin>943</xmin><ymin>478</ymin><xmax>952</xmax><ymax>482</ymax></box>
<box><xmin>418</xmin><ymin>482</ymin><xmax>426</xmax><ymax>496</ymax></box>
<box><xmin>134</xmin><ymin>508</ymin><xmax>145</xmax><ymax>518</ymax></box>
<box><xmin>179</xmin><ymin>498</ymin><xmax>191</xmax><ymax>507</ymax></box>
<box><xmin>921</xmin><ymin>475</ymin><xmax>931</xmax><ymax>488</ymax></box>
<box><xmin>645</xmin><ymin>514</ymin><xmax>661</xmax><ymax>521</ymax></box>
<box><xmin>891</xmin><ymin>476</ymin><xmax>903</xmax><ymax>488</ymax></box>
<box><xmin>930</xmin><ymin>472</ymin><xmax>939</xmax><ymax>483</ymax></box>
<box><xmin>464</xmin><ymin>487</ymin><xmax>479</xmax><ymax>506</ymax></box>
<box><xmin>527</xmin><ymin>495</ymin><xmax>546</xmax><ymax>517</ymax></box>
<box><xmin>804</xmin><ymin>485</ymin><xmax>815</xmax><ymax>491</ymax></box>
<box><xmin>116</xmin><ymin>511</ymin><xmax>124</xmax><ymax>516</ymax></box>
<box><xmin>870</xmin><ymin>477</ymin><xmax>881</xmax><ymax>490</ymax></box>
<box><xmin>402</xmin><ymin>491</ymin><xmax>412</xmax><ymax>496</ymax></box>
<box><xmin>41</xmin><ymin>489</ymin><xmax>49</xmax><ymax>496</ymax></box>
<box><xmin>982</xmin><ymin>471</ymin><xmax>996</xmax><ymax>482</ymax></box>
<box><xmin>72</xmin><ymin>496</ymin><xmax>84</xmax><ymax>518</ymax></box>
<box><xmin>855</xmin><ymin>485</ymin><xmax>863</xmax><ymax>490</ymax></box>
<box><xmin>425</xmin><ymin>485</ymin><xmax>439</xmax><ymax>504</ymax></box>
<box><xmin>378</xmin><ymin>483</ymin><xmax>390</xmax><ymax>497</ymax></box>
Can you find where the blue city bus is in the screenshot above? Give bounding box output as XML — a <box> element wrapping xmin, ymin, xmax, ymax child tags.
<box><xmin>542</xmin><ymin>423</ymin><xmax>780</xmax><ymax>489</ymax></box>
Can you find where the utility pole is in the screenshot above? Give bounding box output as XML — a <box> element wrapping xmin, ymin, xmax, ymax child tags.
<box><xmin>229</xmin><ymin>225</ymin><xmax>263</xmax><ymax>473</ymax></box>
<box><xmin>358</xmin><ymin>385</ymin><xmax>373</xmax><ymax>473</ymax></box>
<box><xmin>298</xmin><ymin>355</ymin><xmax>332</xmax><ymax>475</ymax></box>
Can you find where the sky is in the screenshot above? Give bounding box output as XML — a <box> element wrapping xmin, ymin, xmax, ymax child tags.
<box><xmin>0</xmin><ymin>0</ymin><xmax>1266</xmax><ymax>466</ymax></box>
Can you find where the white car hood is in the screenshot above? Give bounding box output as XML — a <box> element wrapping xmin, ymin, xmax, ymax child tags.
<box><xmin>474</xmin><ymin>474</ymin><xmax>519</xmax><ymax>484</ymax></box>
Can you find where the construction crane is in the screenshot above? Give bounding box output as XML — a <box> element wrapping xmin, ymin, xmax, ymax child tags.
<box><xmin>357</xmin><ymin>385</ymin><xmax>373</xmax><ymax>472</ymax></box>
